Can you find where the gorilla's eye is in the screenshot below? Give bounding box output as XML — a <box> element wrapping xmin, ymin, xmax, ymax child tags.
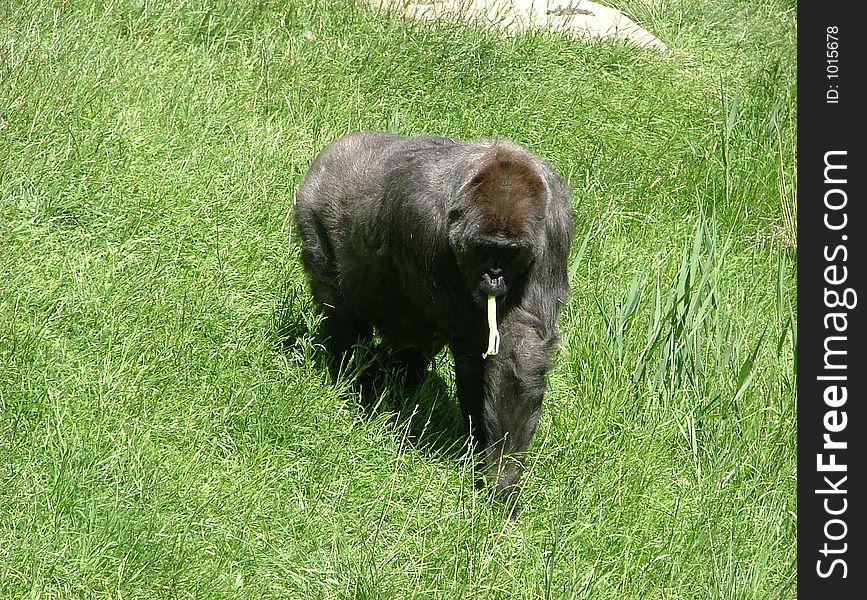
<box><xmin>498</xmin><ymin>244</ymin><xmax>531</xmax><ymax>270</ymax></box>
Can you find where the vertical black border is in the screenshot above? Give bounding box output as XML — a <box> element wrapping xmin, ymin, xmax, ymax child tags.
<box><xmin>797</xmin><ymin>3</ymin><xmax>864</xmax><ymax>598</ymax></box>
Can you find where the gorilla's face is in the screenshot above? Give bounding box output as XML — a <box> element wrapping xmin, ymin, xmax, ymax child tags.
<box><xmin>455</xmin><ymin>237</ymin><xmax>534</xmax><ymax>305</ymax></box>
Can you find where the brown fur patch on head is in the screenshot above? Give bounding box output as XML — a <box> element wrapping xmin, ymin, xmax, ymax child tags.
<box><xmin>466</xmin><ymin>147</ymin><xmax>546</xmax><ymax>238</ymax></box>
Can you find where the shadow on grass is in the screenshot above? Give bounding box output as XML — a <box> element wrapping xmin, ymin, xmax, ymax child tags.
<box><xmin>356</xmin><ymin>355</ymin><xmax>469</xmax><ymax>461</ymax></box>
<box><xmin>271</xmin><ymin>283</ymin><xmax>469</xmax><ymax>460</ymax></box>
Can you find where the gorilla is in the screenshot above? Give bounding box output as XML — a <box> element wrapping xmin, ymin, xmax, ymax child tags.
<box><xmin>293</xmin><ymin>132</ymin><xmax>573</xmax><ymax>503</ymax></box>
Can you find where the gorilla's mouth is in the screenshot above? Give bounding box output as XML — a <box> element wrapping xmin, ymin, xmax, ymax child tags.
<box><xmin>481</xmin><ymin>268</ymin><xmax>506</xmax><ymax>296</ymax></box>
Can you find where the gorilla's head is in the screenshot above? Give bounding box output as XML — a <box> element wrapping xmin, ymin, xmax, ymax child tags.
<box><xmin>448</xmin><ymin>146</ymin><xmax>547</xmax><ymax>306</ymax></box>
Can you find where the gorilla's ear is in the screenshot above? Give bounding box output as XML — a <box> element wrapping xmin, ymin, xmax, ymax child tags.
<box><xmin>465</xmin><ymin>149</ymin><xmax>547</xmax><ymax>239</ymax></box>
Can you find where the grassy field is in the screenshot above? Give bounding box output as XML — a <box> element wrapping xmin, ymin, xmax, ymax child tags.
<box><xmin>0</xmin><ymin>0</ymin><xmax>796</xmax><ymax>598</ymax></box>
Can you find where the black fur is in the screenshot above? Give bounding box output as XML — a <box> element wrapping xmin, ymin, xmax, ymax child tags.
<box><xmin>293</xmin><ymin>132</ymin><xmax>573</xmax><ymax>500</ymax></box>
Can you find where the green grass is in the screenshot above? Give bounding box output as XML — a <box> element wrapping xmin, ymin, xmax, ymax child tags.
<box><xmin>1</xmin><ymin>0</ymin><xmax>796</xmax><ymax>598</ymax></box>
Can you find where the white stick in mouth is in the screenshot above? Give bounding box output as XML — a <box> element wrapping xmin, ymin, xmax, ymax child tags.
<box><xmin>482</xmin><ymin>294</ymin><xmax>500</xmax><ymax>358</ymax></box>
